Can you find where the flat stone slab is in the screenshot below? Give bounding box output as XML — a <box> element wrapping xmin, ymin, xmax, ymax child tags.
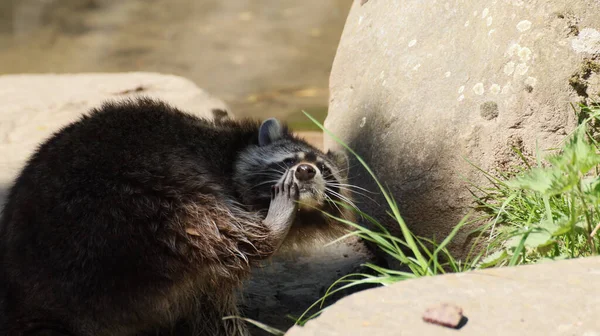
<box><xmin>0</xmin><ymin>72</ymin><xmax>228</xmax><ymax>205</ymax></box>
<box><xmin>286</xmin><ymin>256</ymin><xmax>600</xmax><ymax>335</ymax></box>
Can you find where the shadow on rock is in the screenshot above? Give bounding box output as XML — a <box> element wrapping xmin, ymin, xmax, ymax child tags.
<box><xmin>341</xmin><ymin>100</ymin><xmax>456</xmax><ymax>269</ymax></box>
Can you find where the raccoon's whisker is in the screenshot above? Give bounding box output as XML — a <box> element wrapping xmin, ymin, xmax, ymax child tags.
<box><xmin>331</xmin><ymin>194</ymin><xmax>357</xmax><ymax>210</ymax></box>
<box><xmin>246</xmin><ymin>179</ymin><xmax>280</xmax><ymax>191</ymax></box>
<box><xmin>325</xmin><ymin>188</ymin><xmax>358</xmax><ymax>210</ymax></box>
<box><xmin>327</xmin><ymin>193</ymin><xmax>358</xmax><ymax>212</ymax></box>
<box><xmin>324</xmin><ymin>180</ymin><xmax>369</xmax><ymax>193</ymax></box>
<box><xmin>326</xmin><ymin>185</ymin><xmax>370</xmax><ymax>199</ymax></box>
<box><xmin>246</xmin><ymin>172</ymin><xmax>281</xmax><ymax>178</ymax></box>
<box><xmin>329</xmin><ymin>185</ymin><xmax>379</xmax><ymax>203</ymax></box>
<box><xmin>260</xmin><ymin>169</ymin><xmax>286</xmax><ymax>176</ymax></box>
<box><xmin>325</xmin><ymin>180</ymin><xmax>362</xmax><ymax>193</ymax></box>
<box><xmin>324</xmin><ymin>193</ymin><xmax>346</xmax><ymax>220</ymax></box>
<box><xmin>326</xmin><ymin>182</ymin><xmax>376</xmax><ymax>194</ymax></box>
<box><xmin>329</xmin><ymin>163</ymin><xmax>357</xmax><ymax>175</ymax></box>
<box><xmin>324</xmin><ymin>182</ymin><xmax>364</xmax><ymax>195</ymax></box>
<box><xmin>274</xmin><ymin>163</ymin><xmax>290</xmax><ymax>173</ymax></box>
<box><xmin>266</xmin><ymin>167</ymin><xmax>286</xmax><ymax>174</ymax></box>
<box><xmin>249</xmin><ymin>180</ymin><xmax>280</xmax><ymax>188</ymax></box>
<box><xmin>328</xmin><ymin>184</ymin><xmax>376</xmax><ymax>198</ymax></box>
<box><xmin>246</xmin><ymin>167</ymin><xmax>286</xmax><ymax>178</ymax></box>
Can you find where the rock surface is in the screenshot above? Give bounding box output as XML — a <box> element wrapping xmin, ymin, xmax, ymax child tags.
<box><xmin>324</xmin><ymin>0</ymin><xmax>600</xmax><ymax>258</ymax></box>
<box><xmin>286</xmin><ymin>256</ymin><xmax>600</xmax><ymax>336</ymax></box>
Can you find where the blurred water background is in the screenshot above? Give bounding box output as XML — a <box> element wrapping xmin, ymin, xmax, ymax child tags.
<box><xmin>0</xmin><ymin>0</ymin><xmax>351</xmax><ymax>129</ymax></box>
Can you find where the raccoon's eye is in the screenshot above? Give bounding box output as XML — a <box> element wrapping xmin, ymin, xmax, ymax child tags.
<box><xmin>283</xmin><ymin>158</ymin><xmax>297</xmax><ymax>167</ymax></box>
<box><xmin>317</xmin><ymin>162</ymin><xmax>327</xmax><ymax>172</ymax></box>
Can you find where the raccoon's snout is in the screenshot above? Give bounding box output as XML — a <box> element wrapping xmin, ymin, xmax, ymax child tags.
<box><xmin>291</xmin><ymin>163</ymin><xmax>325</xmax><ymax>206</ymax></box>
<box><xmin>295</xmin><ymin>164</ymin><xmax>316</xmax><ymax>181</ymax></box>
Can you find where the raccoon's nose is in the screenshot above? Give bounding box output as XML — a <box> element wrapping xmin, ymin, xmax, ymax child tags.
<box><xmin>295</xmin><ymin>164</ymin><xmax>316</xmax><ymax>181</ymax></box>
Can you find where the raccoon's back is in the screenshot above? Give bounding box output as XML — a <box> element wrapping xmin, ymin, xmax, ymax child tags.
<box><xmin>0</xmin><ymin>99</ymin><xmax>237</xmax><ymax>305</ymax></box>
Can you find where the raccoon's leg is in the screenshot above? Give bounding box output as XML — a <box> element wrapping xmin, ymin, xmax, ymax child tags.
<box><xmin>173</xmin><ymin>171</ymin><xmax>298</xmax><ymax>336</ymax></box>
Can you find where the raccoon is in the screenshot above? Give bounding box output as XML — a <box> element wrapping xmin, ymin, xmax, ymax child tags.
<box><xmin>0</xmin><ymin>98</ymin><xmax>353</xmax><ymax>336</ymax></box>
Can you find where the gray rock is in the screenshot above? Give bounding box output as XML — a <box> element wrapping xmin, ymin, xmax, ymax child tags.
<box><xmin>323</xmin><ymin>0</ymin><xmax>600</xmax><ymax>258</ymax></box>
<box><xmin>286</xmin><ymin>256</ymin><xmax>600</xmax><ymax>336</ymax></box>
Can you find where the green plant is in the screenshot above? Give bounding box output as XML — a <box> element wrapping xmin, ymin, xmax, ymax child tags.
<box><xmin>474</xmin><ymin>103</ymin><xmax>600</xmax><ymax>267</ymax></box>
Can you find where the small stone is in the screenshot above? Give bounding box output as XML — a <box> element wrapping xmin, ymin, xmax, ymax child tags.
<box><xmin>422</xmin><ymin>303</ymin><xmax>464</xmax><ymax>328</ymax></box>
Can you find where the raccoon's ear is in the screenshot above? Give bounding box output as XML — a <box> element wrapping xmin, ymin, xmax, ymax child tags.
<box><xmin>259</xmin><ymin>118</ymin><xmax>284</xmax><ymax>146</ymax></box>
<box><xmin>326</xmin><ymin>150</ymin><xmax>350</xmax><ymax>179</ymax></box>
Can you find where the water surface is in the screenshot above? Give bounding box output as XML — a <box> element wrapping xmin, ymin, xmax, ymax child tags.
<box><xmin>0</xmin><ymin>0</ymin><xmax>351</xmax><ymax>126</ymax></box>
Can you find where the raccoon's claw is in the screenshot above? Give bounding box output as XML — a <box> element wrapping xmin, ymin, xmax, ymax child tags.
<box><xmin>270</xmin><ymin>170</ymin><xmax>299</xmax><ymax>201</ymax></box>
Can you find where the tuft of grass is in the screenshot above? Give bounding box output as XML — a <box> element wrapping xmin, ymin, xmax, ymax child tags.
<box><xmin>473</xmin><ymin>102</ymin><xmax>600</xmax><ymax>267</ymax></box>
<box><xmin>293</xmin><ymin>111</ymin><xmax>476</xmax><ymax>326</ymax></box>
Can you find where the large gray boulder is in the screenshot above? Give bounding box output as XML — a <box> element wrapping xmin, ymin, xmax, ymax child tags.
<box><xmin>0</xmin><ymin>72</ymin><xmax>228</xmax><ymax>206</ymax></box>
<box><xmin>324</xmin><ymin>0</ymin><xmax>600</xmax><ymax>258</ymax></box>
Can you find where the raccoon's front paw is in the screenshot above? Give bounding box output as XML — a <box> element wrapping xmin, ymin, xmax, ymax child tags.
<box><xmin>264</xmin><ymin>169</ymin><xmax>299</xmax><ymax>235</ymax></box>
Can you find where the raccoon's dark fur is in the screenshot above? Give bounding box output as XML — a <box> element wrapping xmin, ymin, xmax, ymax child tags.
<box><xmin>0</xmin><ymin>98</ymin><xmax>353</xmax><ymax>336</ymax></box>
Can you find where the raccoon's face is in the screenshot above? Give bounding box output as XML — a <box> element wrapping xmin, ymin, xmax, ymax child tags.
<box><xmin>268</xmin><ymin>149</ymin><xmax>345</xmax><ymax>209</ymax></box>
<box><xmin>234</xmin><ymin>118</ymin><xmax>350</xmax><ymax>212</ymax></box>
